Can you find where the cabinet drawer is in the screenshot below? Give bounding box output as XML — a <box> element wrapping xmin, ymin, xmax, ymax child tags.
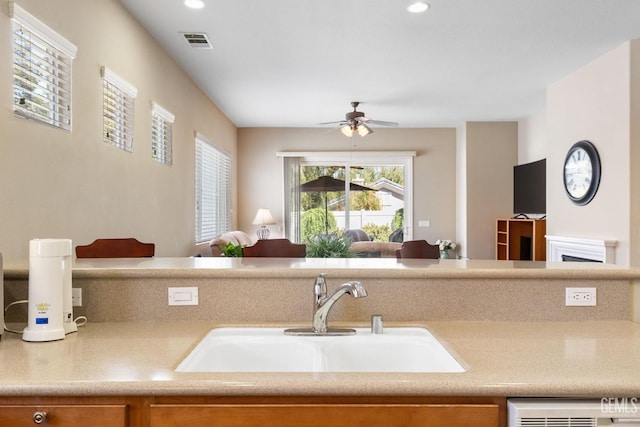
<box><xmin>150</xmin><ymin>403</ymin><xmax>500</xmax><ymax>427</ymax></box>
<box><xmin>0</xmin><ymin>404</ymin><xmax>127</xmax><ymax>427</ymax></box>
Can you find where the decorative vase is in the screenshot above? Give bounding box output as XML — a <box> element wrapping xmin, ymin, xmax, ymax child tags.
<box><xmin>440</xmin><ymin>249</ymin><xmax>450</xmax><ymax>259</ymax></box>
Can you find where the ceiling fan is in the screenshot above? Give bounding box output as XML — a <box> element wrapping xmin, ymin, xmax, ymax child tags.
<box><xmin>320</xmin><ymin>102</ymin><xmax>399</xmax><ymax>137</ymax></box>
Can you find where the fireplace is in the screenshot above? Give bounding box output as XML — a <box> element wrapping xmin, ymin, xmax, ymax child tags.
<box><xmin>546</xmin><ymin>235</ymin><xmax>616</xmax><ymax>264</ymax></box>
<box><xmin>561</xmin><ymin>254</ymin><xmax>602</xmax><ymax>263</ymax></box>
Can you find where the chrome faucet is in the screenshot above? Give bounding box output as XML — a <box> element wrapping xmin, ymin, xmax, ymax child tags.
<box><xmin>312</xmin><ymin>273</ymin><xmax>367</xmax><ymax>333</ymax></box>
<box><xmin>285</xmin><ymin>273</ymin><xmax>368</xmax><ymax>336</ymax></box>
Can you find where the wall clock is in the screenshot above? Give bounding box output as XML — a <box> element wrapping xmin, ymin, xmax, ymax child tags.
<box><xmin>563</xmin><ymin>140</ymin><xmax>601</xmax><ymax>206</ymax></box>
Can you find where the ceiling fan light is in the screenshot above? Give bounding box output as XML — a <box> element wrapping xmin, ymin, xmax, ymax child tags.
<box><xmin>407</xmin><ymin>1</ymin><xmax>429</xmax><ymax>13</ymax></box>
<box><xmin>341</xmin><ymin>125</ymin><xmax>354</xmax><ymax>137</ymax></box>
<box><xmin>357</xmin><ymin>124</ymin><xmax>372</xmax><ymax>137</ymax></box>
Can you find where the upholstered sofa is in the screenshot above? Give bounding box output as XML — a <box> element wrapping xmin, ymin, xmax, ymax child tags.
<box><xmin>348</xmin><ymin>241</ymin><xmax>402</xmax><ymax>258</ymax></box>
<box><xmin>209</xmin><ymin>231</ymin><xmax>255</xmax><ymax>256</ymax></box>
<box><xmin>344</xmin><ymin>229</ymin><xmax>401</xmax><ymax>258</ymax></box>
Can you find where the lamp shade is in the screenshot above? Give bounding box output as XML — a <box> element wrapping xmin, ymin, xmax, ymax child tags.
<box><xmin>341</xmin><ymin>123</ymin><xmax>372</xmax><ymax>138</ymax></box>
<box><xmin>340</xmin><ymin>125</ymin><xmax>354</xmax><ymax>137</ymax></box>
<box><xmin>357</xmin><ymin>123</ymin><xmax>372</xmax><ymax>137</ymax></box>
<box><xmin>252</xmin><ymin>208</ymin><xmax>276</xmax><ymax>226</ymax></box>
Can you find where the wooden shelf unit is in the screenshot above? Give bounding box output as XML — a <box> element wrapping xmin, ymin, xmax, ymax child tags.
<box><xmin>496</xmin><ymin>218</ymin><xmax>546</xmax><ymax>261</ymax></box>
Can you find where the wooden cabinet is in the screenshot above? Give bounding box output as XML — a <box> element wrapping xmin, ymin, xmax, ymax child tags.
<box><xmin>150</xmin><ymin>396</ymin><xmax>506</xmax><ymax>427</ymax></box>
<box><xmin>0</xmin><ymin>397</ymin><xmax>147</xmax><ymax>427</ymax></box>
<box><xmin>496</xmin><ymin>218</ymin><xmax>546</xmax><ymax>261</ymax></box>
<box><xmin>0</xmin><ymin>396</ymin><xmax>506</xmax><ymax>427</ymax></box>
<box><xmin>0</xmin><ymin>404</ymin><xmax>127</xmax><ymax>427</ymax></box>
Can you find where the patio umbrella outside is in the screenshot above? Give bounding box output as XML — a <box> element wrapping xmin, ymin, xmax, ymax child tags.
<box><xmin>299</xmin><ymin>175</ymin><xmax>375</xmax><ymax>235</ymax></box>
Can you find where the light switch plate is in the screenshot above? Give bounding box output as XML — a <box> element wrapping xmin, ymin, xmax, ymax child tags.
<box><xmin>168</xmin><ymin>287</ymin><xmax>199</xmax><ymax>306</ymax></box>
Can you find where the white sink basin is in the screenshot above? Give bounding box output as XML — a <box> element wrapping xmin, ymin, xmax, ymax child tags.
<box><xmin>176</xmin><ymin>327</ymin><xmax>465</xmax><ymax>373</ymax></box>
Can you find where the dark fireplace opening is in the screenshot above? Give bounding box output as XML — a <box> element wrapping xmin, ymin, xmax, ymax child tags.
<box><xmin>561</xmin><ymin>254</ymin><xmax>602</xmax><ymax>263</ymax></box>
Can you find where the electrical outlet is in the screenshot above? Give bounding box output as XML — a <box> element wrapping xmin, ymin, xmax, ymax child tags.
<box><xmin>565</xmin><ymin>287</ymin><xmax>596</xmax><ymax>306</ymax></box>
<box><xmin>72</xmin><ymin>288</ymin><xmax>82</xmax><ymax>307</ymax></box>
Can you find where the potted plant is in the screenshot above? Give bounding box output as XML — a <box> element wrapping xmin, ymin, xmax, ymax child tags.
<box><xmin>435</xmin><ymin>239</ymin><xmax>457</xmax><ymax>259</ymax></box>
<box><xmin>221</xmin><ymin>242</ymin><xmax>244</xmax><ymax>257</ymax></box>
<box><xmin>306</xmin><ymin>234</ymin><xmax>353</xmax><ymax>258</ymax></box>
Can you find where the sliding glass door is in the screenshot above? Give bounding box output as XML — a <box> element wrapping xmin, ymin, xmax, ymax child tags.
<box><xmin>280</xmin><ymin>152</ymin><xmax>414</xmax><ymax>244</ymax></box>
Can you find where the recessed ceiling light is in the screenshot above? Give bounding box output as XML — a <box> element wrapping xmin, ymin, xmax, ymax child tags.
<box><xmin>184</xmin><ymin>0</ymin><xmax>205</xmax><ymax>9</ymax></box>
<box><xmin>407</xmin><ymin>1</ymin><xmax>430</xmax><ymax>13</ymax></box>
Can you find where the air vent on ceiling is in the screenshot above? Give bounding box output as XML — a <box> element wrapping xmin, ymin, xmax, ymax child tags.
<box><xmin>181</xmin><ymin>32</ymin><xmax>213</xmax><ymax>49</ymax></box>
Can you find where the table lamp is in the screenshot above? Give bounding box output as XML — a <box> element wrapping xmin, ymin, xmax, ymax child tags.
<box><xmin>252</xmin><ymin>208</ymin><xmax>276</xmax><ymax>240</ymax></box>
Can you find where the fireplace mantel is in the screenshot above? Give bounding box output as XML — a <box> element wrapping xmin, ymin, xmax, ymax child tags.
<box><xmin>545</xmin><ymin>235</ymin><xmax>617</xmax><ymax>263</ymax></box>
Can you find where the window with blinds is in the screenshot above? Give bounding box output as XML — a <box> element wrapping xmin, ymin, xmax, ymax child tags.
<box><xmin>151</xmin><ymin>103</ymin><xmax>174</xmax><ymax>166</ymax></box>
<box><xmin>101</xmin><ymin>66</ymin><xmax>137</xmax><ymax>152</ymax></box>
<box><xmin>195</xmin><ymin>135</ymin><xmax>231</xmax><ymax>243</ymax></box>
<box><xmin>10</xmin><ymin>3</ymin><xmax>77</xmax><ymax>131</ymax></box>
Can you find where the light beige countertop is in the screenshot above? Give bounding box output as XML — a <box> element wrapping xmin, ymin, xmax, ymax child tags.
<box><xmin>0</xmin><ymin>320</ymin><xmax>639</xmax><ymax>398</ymax></box>
<box><xmin>5</xmin><ymin>257</ymin><xmax>638</xmax><ymax>280</ymax></box>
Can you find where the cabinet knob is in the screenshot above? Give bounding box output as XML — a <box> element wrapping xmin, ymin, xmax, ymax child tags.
<box><xmin>32</xmin><ymin>411</ymin><xmax>47</xmax><ymax>424</ymax></box>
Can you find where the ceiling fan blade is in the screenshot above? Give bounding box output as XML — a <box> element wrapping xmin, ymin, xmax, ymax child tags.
<box><xmin>321</xmin><ymin>103</ymin><xmax>398</xmax><ymax>130</ymax></box>
<box><xmin>363</xmin><ymin>119</ymin><xmax>399</xmax><ymax>127</ymax></box>
<box><xmin>318</xmin><ymin>120</ymin><xmax>348</xmax><ymax>126</ymax></box>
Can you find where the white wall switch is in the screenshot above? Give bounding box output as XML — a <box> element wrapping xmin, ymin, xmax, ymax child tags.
<box><xmin>168</xmin><ymin>287</ymin><xmax>199</xmax><ymax>306</ymax></box>
<box><xmin>72</xmin><ymin>288</ymin><xmax>82</xmax><ymax>307</ymax></box>
<box><xmin>565</xmin><ymin>287</ymin><xmax>596</xmax><ymax>306</ymax></box>
<box><xmin>418</xmin><ymin>220</ymin><xmax>430</xmax><ymax>227</ymax></box>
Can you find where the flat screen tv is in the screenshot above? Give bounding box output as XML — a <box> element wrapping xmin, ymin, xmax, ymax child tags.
<box><xmin>513</xmin><ymin>159</ymin><xmax>546</xmax><ymax>216</ymax></box>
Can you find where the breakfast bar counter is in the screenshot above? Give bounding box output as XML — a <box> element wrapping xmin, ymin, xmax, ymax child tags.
<box><xmin>6</xmin><ymin>256</ymin><xmax>638</xmax><ymax>280</ymax></box>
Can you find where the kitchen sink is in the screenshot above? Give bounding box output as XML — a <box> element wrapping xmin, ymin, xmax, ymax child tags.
<box><xmin>176</xmin><ymin>327</ymin><xmax>465</xmax><ymax>373</ymax></box>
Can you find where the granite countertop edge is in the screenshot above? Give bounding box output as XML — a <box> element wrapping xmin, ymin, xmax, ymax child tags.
<box><xmin>5</xmin><ymin>257</ymin><xmax>640</xmax><ymax>281</ymax></box>
<box><xmin>1</xmin><ymin>320</ymin><xmax>639</xmax><ymax>398</ymax></box>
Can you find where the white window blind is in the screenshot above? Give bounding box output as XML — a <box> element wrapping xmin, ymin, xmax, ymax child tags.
<box><xmin>151</xmin><ymin>102</ymin><xmax>174</xmax><ymax>165</ymax></box>
<box><xmin>102</xmin><ymin>66</ymin><xmax>137</xmax><ymax>152</ymax></box>
<box><xmin>195</xmin><ymin>134</ymin><xmax>231</xmax><ymax>243</ymax></box>
<box><xmin>10</xmin><ymin>3</ymin><xmax>77</xmax><ymax>131</ymax></box>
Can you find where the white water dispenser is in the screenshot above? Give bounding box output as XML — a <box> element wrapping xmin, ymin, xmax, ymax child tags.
<box><xmin>22</xmin><ymin>239</ymin><xmax>74</xmax><ymax>342</ymax></box>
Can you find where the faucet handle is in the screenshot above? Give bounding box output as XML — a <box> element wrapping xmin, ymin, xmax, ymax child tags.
<box><xmin>314</xmin><ymin>273</ymin><xmax>327</xmax><ymax>297</ymax></box>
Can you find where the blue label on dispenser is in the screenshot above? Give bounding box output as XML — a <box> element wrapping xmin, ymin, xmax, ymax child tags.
<box><xmin>35</xmin><ymin>318</ymin><xmax>49</xmax><ymax>325</ymax></box>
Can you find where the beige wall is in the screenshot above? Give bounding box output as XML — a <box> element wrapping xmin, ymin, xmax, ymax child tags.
<box><xmin>0</xmin><ymin>0</ymin><xmax>237</xmax><ymax>262</ymax></box>
<box><xmin>237</xmin><ymin>128</ymin><xmax>457</xmax><ymax>246</ymax></box>
<box><xmin>518</xmin><ymin>111</ymin><xmax>547</xmax><ymax>164</ymax></box>
<box><xmin>455</xmin><ymin>125</ymin><xmax>468</xmax><ymax>257</ymax></box>
<box><xmin>462</xmin><ymin>122</ymin><xmax>518</xmax><ymax>260</ymax></box>
<box><xmin>630</xmin><ymin>41</ymin><xmax>640</xmax><ymax>266</ymax></box>
<box><xmin>547</xmin><ymin>41</ymin><xmax>634</xmax><ymax>266</ymax></box>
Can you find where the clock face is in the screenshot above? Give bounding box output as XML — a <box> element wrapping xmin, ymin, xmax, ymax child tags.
<box><xmin>563</xmin><ymin>140</ymin><xmax>601</xmax><ymax>205</ymax></box>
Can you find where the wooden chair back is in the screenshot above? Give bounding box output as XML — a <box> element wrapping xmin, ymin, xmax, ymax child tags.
<box><xmin>242</xmin><ymin>239</ymin><xmax>306</xmax><ymax>258</ymax></box>
<box><xmin>75</xmin><ymin>238</ymin><xmax>155</xmax><ymax>258</ymax></box>
<box><xmin>395</xmin><ymin>240</ymin><xmax>440</xmax><ymax>259</ymax></box>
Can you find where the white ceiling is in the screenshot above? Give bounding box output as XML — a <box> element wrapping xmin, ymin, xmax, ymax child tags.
<box><xmin>119</xmin><ymin>0</ymin><xmax>640</xmax><ymax>128</ymax></box>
